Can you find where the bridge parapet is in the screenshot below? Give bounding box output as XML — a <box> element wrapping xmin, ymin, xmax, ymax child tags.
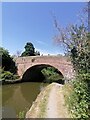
<box><xmin>15</xmin><ymin>56</ymin><xmax>71</xmax><ymax>64</ymax></box>
<box><xmin>15</xmin><ymin>56</ymin><xmax>74</xmax><ymax>80</ymax></box>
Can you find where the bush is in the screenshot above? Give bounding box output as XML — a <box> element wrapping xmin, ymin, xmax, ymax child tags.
<box><xmin>1</xmin><ymin>71</ymin><xmax>14</xmax><ymax>80</ymax></box>
<box><xmin>41</xmin><ymin>67</ymin><xmax>63</xmax><ymax>83</ymax></box>
<box><xmin>0</xmin><ymin>71</ymin><xmax>19</xmax><ymax>80</ymax></box>
<box><xmin>13</xmin><ymin>74</ymin><xmax>20</xmax><ymax>80</ymax></box>
<box><xmin>0</xmin><ymin>47</ymin><xmax>17</xmax><ymax>74</ymax></box>
<box><xmin>67</xmin><ymin>74</ymin><xmax>90</xmax><ymax>118</ymax></box>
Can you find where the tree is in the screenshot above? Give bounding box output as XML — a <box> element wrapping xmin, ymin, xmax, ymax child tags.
<box><xmin>35</xmin><ymin>51</ymin><xmax>40</xmax><ymax>56</ymax></box>
<box><xmin>0</xmin><ymin>47</ymin><xmax>17</xmax><ymax>74</ymax></box>
<box><xmin>53</xmin><ymin>4</ymin><xmax>90</xmax><ymax>118</ymax></box>
<box><xmin>21</xmin><ymin>42</ymin><xmax>35</xmax><ymax>56</ymax></box>
<box><xmin>53</xmin><ymin>4</ymin><xmax>90</xmax><ymax>74</ymax></box>
<box><xmin>54</xmin><ymin>18</ymin><xmax>89</xmax><ymax>73</ymax></box>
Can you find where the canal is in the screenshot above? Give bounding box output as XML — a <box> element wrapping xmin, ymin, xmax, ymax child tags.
<box><xmin>2</xmin><ymin>82</ymin><xmax>48</xmax><ymax>118</ymax></box>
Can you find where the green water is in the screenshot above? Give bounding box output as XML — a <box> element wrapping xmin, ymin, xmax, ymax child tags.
<box><xmin>2</xmin><ymin>82</ymin><xmax>47</xmax><ymax>118</ymax></box>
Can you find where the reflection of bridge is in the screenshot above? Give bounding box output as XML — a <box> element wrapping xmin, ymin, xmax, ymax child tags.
<box><xmin>15</xmin><ymin>56</ymin><xmax>74</xmax><ymax>81</ymax></box>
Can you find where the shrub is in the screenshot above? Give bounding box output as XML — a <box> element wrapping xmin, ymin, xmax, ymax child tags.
<box><xmin>1</xmin><ymin>71</ymin><xmax>14</xmax><ymax>80</ymax></box>
<box><xmin>0</xmin><ymin>71</ymin><xmax>19</xmax><ymax>80</ymax></box>
<box><xmin>13</xmin><ymin>74</ymin><xmax>20</xmax><ymax>80</ymax></box>
<box><xmin>67</xmin><ymin>74</ymin><xmax>90</xmax><ymax>118</ymax></box>
<box><xmin>41</xmin><ymin>67</ymin><xmax>63</xmax><ymax>83</ymax></box>
<box><xmin>0</xmin><ymin>47</ymin><xmax>17</xmax><ymax>74</ymax></box>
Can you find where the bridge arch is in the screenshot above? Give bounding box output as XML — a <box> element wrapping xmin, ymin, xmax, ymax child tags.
<box><xmin>22</xmin><ymin>64</ymin><xmax>64</xmax><ymax>83</ymax></box>
<box><xmin>15</xmin><ymin>56</ymin><xmax>74</xmax><ymax>81</ymax></box>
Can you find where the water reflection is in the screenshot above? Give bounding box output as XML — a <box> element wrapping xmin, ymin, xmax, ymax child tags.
<box><xmin>2</xmin><ymin>82</ymin><xmax>47</xmax><ymax>118</ymax></box>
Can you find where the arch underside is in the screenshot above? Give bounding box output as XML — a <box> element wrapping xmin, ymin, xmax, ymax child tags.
<box><xmin>22</xmin><ymin>64</ymin><xmax>64</xmax><ymax>83</ymax></box>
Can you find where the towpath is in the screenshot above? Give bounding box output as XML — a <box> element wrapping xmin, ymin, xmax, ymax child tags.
<box><xmin>46</xmin><ymin>83</ymin><xmax>69</xmax><ymax>118</ymax></box>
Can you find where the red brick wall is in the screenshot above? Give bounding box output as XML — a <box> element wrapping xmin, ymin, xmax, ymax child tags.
<box><xmin>15</xmin><ymin>56</ymin><xmax>74</xmax><ymax>80</ymax></box>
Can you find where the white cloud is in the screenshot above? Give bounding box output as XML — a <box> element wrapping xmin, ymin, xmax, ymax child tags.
<box><xmin>36</xmin><ymin>40</ymin><xmax>48</xmax><ymax>46</ymax></box>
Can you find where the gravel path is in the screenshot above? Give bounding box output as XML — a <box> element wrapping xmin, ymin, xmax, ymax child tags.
<box><xmin>47</xmin><ymin>86</ymin><xmax>58</xmax><ymax>118</ymax></box>
<box><xmin>46</xmin><ymin>83</ymin><xmax>69</xmax><ymax>118</ymax></box>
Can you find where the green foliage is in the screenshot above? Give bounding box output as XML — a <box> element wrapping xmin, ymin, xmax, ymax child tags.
<box><xmin>0</xmin><ymin>71</ymin><xmax>19</xmax><ymax>80</ymax></box>
<box><xmin>0</xmin><ymin>67</ymin><xmax>4</xmax><ymax>73</ymax></box>
<box><xmin>71</xmin><ymin>31</ymin><xmax>90</xmax><ymax>73</ymax></box>
<box><xmin>13</xmin><ymin>74</ymin><xmax>20</xmax><ymax>80</ymax></box>
<box><xmin>18</xmin><ymin>111</ymin><xmax>25</xmax><ymax>118</ymax></box>
<box><xmin>55</xmin><ymin>20</ymin><xmax>90</xmax><ymax>73</ymax></box>
<box><xmin>67</xmin><ymin>74</ymin><xmax>90</xmax><ymax>118</ymax></box>
<box><xmin>0</xmin><ymin>67</ymin><xmax>19</xmax><ymax>81</ymax></box>
<box><xmin>68</xmin><ymin>30</ymin><xmax>90</xmax><ymax>118</ymax></box>
<box><xmin>54</xmin><ymin>8</ymin><xmax>90</xmax><ymax>118</ymax></box>
<box><xmin>68</xmin><ymin>27</ymin><xmax>90</xmax><ymax>118</ymax></box>
<box><xmin>41</xmin><ymin>67</ymin><xmax>63</xmax><ymax>83</ymax></box>
<box><xmin>21</xmin><ymin>42</ymin><xmax>35</xmax><ymax>56</ymax></box>
<box><xmin>0</xmin><ymin>47</ymin><xmax>19</xmax><ymax>81</ymax></box>
<box><xmin>35</xmin><ymin>51</ymin><xmax>40</xmax><ymax>56</ymax></box>
<box><xmin>21</xmin><ymin>42</ymin><xmax>40</xmax><ymax>56</ymax></box>
<box><xmin>42</xmin><ymin>67</ymin><xmax>57</xmax><ymax>76</ymax></box>
<box><xmin>0</xmin><ymin>47</ymin><xmax>17</xmax><ymax>74</ymax></box>
<box><xmin>1</xmin><ymin>71</ymin><xmax>14</xmax><ymax>80</ymax></box>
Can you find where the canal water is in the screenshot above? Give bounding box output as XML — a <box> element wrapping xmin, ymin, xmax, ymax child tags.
<box><xmin>2</xmin><ymin>82</ymin><xmax>48</xmax><ymax>118</ymax></box>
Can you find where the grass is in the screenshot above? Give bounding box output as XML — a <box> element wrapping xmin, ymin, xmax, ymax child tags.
<box><xmin>62</xmin><ymin>82</ymin><xmax>73</xmax><ymax>118</ymax></box>
<box><xmin>37</xmin><ymin>85</ymin><xmax>52</xmax><ymax>118</ymax></box>
<box><xmin>17</xmin><ymin>111</ymin><xmax>25</xmax><ymax>118</ymax></box>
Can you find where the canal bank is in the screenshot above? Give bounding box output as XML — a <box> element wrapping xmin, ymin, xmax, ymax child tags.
<box><xmin>26</xmin><ymin>83</ymin><xmax>70</xmax><ymax>118</ymax></box>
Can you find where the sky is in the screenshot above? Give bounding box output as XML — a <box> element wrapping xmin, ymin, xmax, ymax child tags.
<box><xmin>2</xmin><ymin>2</ymin><xmax>86</xmax><ymax>55</ymax></box>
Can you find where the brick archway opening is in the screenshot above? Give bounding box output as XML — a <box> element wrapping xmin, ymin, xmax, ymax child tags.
<box><xmin>21</xmin><ymin>64</ymin><xmax>64</xmax><ymax>83</ymax></box>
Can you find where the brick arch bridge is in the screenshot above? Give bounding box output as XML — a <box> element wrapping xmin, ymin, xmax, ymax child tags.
<box><xmin>15</xmin><ymin>56</ymin><xmax>74</xmax><ymax>81</ymax></box>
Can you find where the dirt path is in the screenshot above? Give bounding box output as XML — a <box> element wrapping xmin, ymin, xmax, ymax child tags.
<box><xmin>46</xmin><ymin>83</ymin><xmax>69</xmax><ymax>118</ymax></box>
<box><xmin>46</xmin><ymin>85</ymin><xmax>58</xmax><ymax>118</ymax></box>
<box><xmin>26</xmin><ymin>83</ymin><xmax>70</xmax><ymax>118</ymax></box>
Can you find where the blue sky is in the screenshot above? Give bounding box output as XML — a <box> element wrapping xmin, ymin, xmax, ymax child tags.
<box><xmin>2</xmin><ymin>2</ymin><xmax>86</xmax><ymax>55</ymax></box>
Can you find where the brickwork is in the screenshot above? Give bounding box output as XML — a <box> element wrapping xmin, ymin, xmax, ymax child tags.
<box><xmin>15</xmin><ymin>56</ymin><xmax>74</xmax><ymax>80</ymax></box>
